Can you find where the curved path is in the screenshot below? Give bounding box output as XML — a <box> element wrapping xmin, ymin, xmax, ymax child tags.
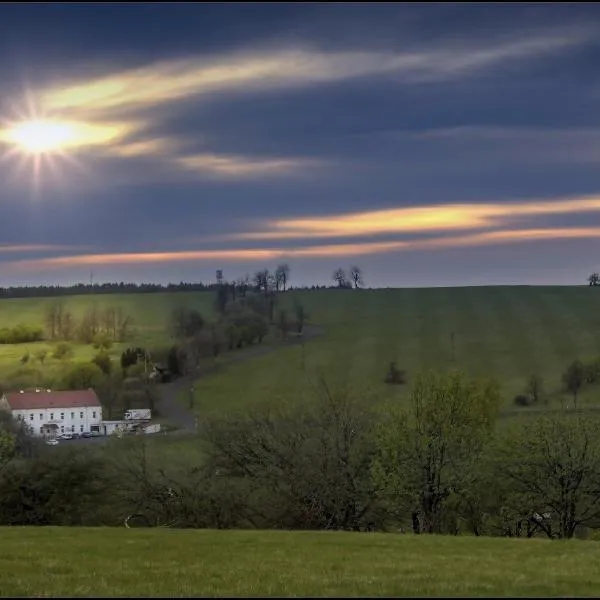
<box><xmin>155</xmin><ymin>325</ymin><xmax>325</xmax><ymax>434</ymax></box>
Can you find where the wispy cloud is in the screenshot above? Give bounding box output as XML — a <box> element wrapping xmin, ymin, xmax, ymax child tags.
<box><xmin>41</xmin><ymin>32</ymin><xmax>587</xmax><ymax>116</ymax></box>
<box><xmin>7</xmin><ymin>226</ymin><xmax>600</xmax><ymax>272</ymax></box>
<box><xmin>0</xmin><ymin>244</ymin><xmax>77</xmax><ymax>254</ymax></box>
<box><xmin>226</xmin><ymin>195</ymin><xmax>600</xmax><ymax>241</ymax></box>
<box><xmin>0</xmin><ymin>29</ymin><xmax>581</xmax><ymax>180</ymax></box>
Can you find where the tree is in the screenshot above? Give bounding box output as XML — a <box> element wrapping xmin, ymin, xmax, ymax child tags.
<box><xmin>200</xmin><ymin>379</ymin><xmax>380</xmax><ymax>531</ymax></box>
<box><xmin>0</xmin><ymin>429</ymin><xmax>15</xmax><ymax>473</ymax></box>
<box><xmin>589</xmin><ymin>273</ymin><xmax>600</xmax><ymax>286</ymax></box>
<box><xmin>350</xmin><ymin>266</ymin><xmax>363</xmax><ymax>289</ymax></box>
<box><xmin>333</xmin><ymin>268</ymin><xmax>347</xmax><ymax>289</ymax></box>
<box><xmin>60</xmin><ymin>363</ymin><xmax>104</xmax><ymax>390</ymax></box>
<box><xmin>275</xmin><ymin>264</ymin><xmax>290</xmax><ymax>292</ymax></box>
<box><xmin>278</xmin><ymin>309</ymin><xmax>289</xmax><ymax>341</ymax></box>
<box><xmin>562</xmin><ymin>360</ymin><xmax>585</xmax><ymax>406</ymax></box>
<box><xmin>294</xmin><ymin>302</ymin><xmax>306</xmax><ymax>334</ymax></box>
<box><xmin>495</xmin><ymin>410</ymin><xmax>600</xmax><ymax>539</ymax></box>
<box><xmin>373</xmin><ymin>371</ymin><xmax>501</xmax><ymax>534</ymax></box>
<box><xmin>169</xmin><ymin>307</ymin><xmax>204</xmax><ymax>339</ymax></box>
<box><xmin>253</xmin><ymin>270</ymin><xmax>270</xmax><ymax>295</ymax></box>
<box><xmin>525</xmin><ymin>374</ymin><xmax>543</xmax><ymax>404</ymax></box>
<box><xmin>92</xmin><ymin>351</ymin><xmax>112</xmax><ymax>375</ymax></box>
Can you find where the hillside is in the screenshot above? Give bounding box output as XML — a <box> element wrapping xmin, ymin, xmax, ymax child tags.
<box><xmin>0</xmin><ymin>527</ymin><xmax>598</xmax><ymax>597</ymax></box>
<box><xmin>1</xmin><ymin>286</ymin><xmax>600</xmax><ymax>416</ymax></box>
<box><xmin>188</xmin><ymin>285</ymin><xmax>600</xmax><ymax>416</ymax></box>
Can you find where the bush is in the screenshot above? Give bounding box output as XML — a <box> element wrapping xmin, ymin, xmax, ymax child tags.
<box><xmin>92</xmin><ymin>351</ymin><xmax>112</xmax><ymax>375</ymax></box>
<box><xmin>92</xmin><ymin>333</ymin><xmax>113</xmax><ymax>351</ymax></box>
<box><xmin>513</xmin><ymin>394</ymin><xmax>532</xmax><ymax>407</ymax></box>
<box><xmin>384</xmin><ymin>362</ymin><xmax>406</xmax><ymax>385</ymax></box>
<box><xmin>52</xmin><ymin>342</ymin><xmax>73</xmax><ymax>360</ymax></box>
<box><xmin>60</xmin><ymin>363</ymin><xmax>104</xmax><ymax>390</ymax></box>
<box><xmin>584</xmin><ymin>358</ymin><xmax>600</xmax><ymax>384</ymax></box>
<box><xmin>0</xmin><ymin>324</ymin><xmax>44</xmax><ymax>344</ymax></box>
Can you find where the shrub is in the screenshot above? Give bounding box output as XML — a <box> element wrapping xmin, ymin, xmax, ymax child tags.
<box><xmin>0</xmin><ymin>324</ymin><xmax>44</xmax><ymax>344</ymax></box>
<box><xmin>91</xmin><ymin>351</ymin><xmax>112</xmax><ymax>375</ymax></box>
<box><xmin>584</xmin><ymin>358</ymin><xmax>600</xmax><ymax>384</ymax></box>
<box><xmin>513</xmin><ymin>394</ymin><xmax>532</xmax><ymax>407</ymax></box>
<box><xmin>92</xmin><ymin>333</ymin><xmax>113</xmax><ymax>351</ymax></box>
<box><xmin>384</xmin><ymin>362</ymin><xmax>406</xmax><ymax>385</ymax></box>
<box><xmin>52</xmin><ymin>342</ymin><xmax>73</xmax><ymax>360</ymax></box>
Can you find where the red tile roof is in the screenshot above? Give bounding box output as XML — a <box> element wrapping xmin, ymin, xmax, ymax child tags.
<box><xmin>5</xmin><ymin>389</ymin><xmax>101</xmax><ymax>410</ymax></box>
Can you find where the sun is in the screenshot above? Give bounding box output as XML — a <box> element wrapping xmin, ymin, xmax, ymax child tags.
<box><xmin>5</xmin><ymin>119</ymin><xmax>77</xmax><ymax>154</ymax></box>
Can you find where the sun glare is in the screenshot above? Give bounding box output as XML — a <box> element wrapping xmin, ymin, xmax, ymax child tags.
<box><xmin>5</xmin><ymin>120</ymin><xmax>77</xmax><ymax>154</ymax></box>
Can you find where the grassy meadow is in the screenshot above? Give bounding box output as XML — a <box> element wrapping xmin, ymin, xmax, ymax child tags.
<box><xmin>1</xmin><ymin>286</ymin><xmax>600</xmax><ymax>417</ymax></box>
<box><xmin>188</xmin><ymin>285</ymin><xmax>600</xmax><ymax>417</ymax></box>
<box><xmin>1</xmin><ymin>527</ymin><xmax>600</xmax><ymax>597</ymax></box>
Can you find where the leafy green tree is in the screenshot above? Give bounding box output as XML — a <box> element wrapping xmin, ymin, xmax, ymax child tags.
<box><xmin>525</xmin><ymin>374</ymin><xmax>543</xmax><ymax>404</ymax></box>
<box><xmin>0</xmin><ymin>429</ymin><xmax>15</xmax><ymax>472</ymax></box>
<box><xmin>60</xmin><ymin>363</ymin><xmax>104</xmax><ymax>390</ymax></box>
<box><xmin>372</xmin><ymin>371</ymin><xmax>501</xmax><ymax>534</ymax></box>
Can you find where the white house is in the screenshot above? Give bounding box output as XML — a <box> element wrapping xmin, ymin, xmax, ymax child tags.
<box><xmin>0</xmin><ymin>389</ymin><xmax>103</xmax><ymax>438</ymax></box>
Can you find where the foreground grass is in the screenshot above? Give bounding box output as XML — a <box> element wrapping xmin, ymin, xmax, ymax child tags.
<box><xmin>1</xmin><ymin>528</ymin><xmax>599</xmax><ymax>597</ymax></box>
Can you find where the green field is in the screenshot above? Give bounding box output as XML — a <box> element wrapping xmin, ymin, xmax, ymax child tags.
<box><xmin>0</xmin><ymin>527</ymin><xmax>599</xmax><ymax>597</ymax></box>
<box><xmin>1</xmin><ymin>286</ymin><xmax>600</xmax><ymax>417</ymax></box>
<box><xmin>188</xmin><ymin>286</ymin><xmax>600</xmax><ymax>416</ymax></box>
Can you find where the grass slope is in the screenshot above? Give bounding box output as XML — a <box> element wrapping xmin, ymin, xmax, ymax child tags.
<box><xmin>190</xmin><ymin>286</ymin><xmax>600</xmax><ymax>416</ymax></box>
<box><xmin>2</xmin><ymin>286</ymin><xmax>600</xmax><ymax>415</ymax></box>
<box><xmin>0</xmin><ymin>528</ymin><xmax>599</xmax><ymax>597</ymax></box>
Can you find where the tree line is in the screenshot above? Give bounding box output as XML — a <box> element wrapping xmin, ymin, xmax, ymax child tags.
<box><xmin>1</xmin><ymin>370</ymin><xmax>599</xmax><ymax>540</ymax></box>
<box><xmin>0</xmin><ymin>262</ymin><xmax>366</xmax><ymax>299</ymax></box>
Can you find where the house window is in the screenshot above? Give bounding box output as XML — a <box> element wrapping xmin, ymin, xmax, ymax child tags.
<box><xmin>60</xmin><ymin>412</ymin><xmax>64</xmax><ymax>420</ymax></box>
<box><xmin>71</xmin><ymin>412</ymin><xmax>74</xmax><ymax>419</ymax></box>
<box><xmin>60</xmin><ymin>426</ymin><xmax>64</xmax><ymax>433</ymax></box>
<box><xmin>39</xmin><ymin>427</ymin><xmax>43</xmax><ymax>434</ymax></box>
<box><xmin>80</xmin><ymin>425</ymin><xmax>84</xmax><ymax>432</ymax></box>
<box><xmin>50</xmin><ymin>413</ymin><xmax>54</xmax><ymax>420</ymax></box>
<box><xmin>80</xmin><ymin>411</ymin><xmax>84</xmax><ymax>419</ymax></box>
<box><xmin>29</xmin><ymin>414</ymin><xmax>34</xmax><ymax>421</ymax></box>
<box><xmin>71</xmin><ymin>425</ymin><xmax>75</xmax><ymax>432</ymax></box>
<box><xmin>93</xmin><ymin>411</ymin><xmax>97</xmax><ymax>419</ymax></box>
<box><xmin>39</xmin><ymin>413</ymin><xmax>43</xmax><ymax>420</ymax></box>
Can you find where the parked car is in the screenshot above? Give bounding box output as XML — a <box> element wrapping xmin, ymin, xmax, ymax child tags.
<box><xmin>60</xmin><ymin>433</ymin><xmax>73</xmax><ymax>440</ymax></box>
<box><xmin>46</xmin><ymin>438</ymin><xmax>59</xmax><ymax>446</ymax></box>
<box><xmin>71</xmin><ymin>432</ymin><xmax>80</xmax><ymax>439</ymax></box>
<box><xmin>81</xmin><ymin>432</ymin><xmax>93</xmax><ymax>438</ymax></box>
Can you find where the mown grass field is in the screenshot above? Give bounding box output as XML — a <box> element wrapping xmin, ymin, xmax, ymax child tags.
<box><xmin>0</xmin><ymin>527</ymin><xmax>599</xmax><ymax>597</ymax></box>
<box><xmin>2</xmin><ymin>286</ymin><xmax>600</xmax><ymax>416</ymax></box>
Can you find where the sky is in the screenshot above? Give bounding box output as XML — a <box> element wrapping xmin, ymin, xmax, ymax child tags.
<box><xmin>1</xmin><ymin>3</ymin><xmax>600</xmax><ymax>288</ymax></box>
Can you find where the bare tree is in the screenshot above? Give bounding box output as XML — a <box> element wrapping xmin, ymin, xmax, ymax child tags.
<box><xmin>496</xmin><ymin>410</ymin><xmax>600</xmax><ymax>539</ymax></box>
<box><xmin>333</xmin><ymin>268</ymin><xmax>347</xmax><ymax>288</ymax></box>
<box><xmin>350</xmin><ymin>266</ymin><xmax>363</xmax><ymax>289</ymax></box>
<box><xmin>275</xmin><ymin>264</ymin><xmax>291</xmax><ymax>292</ymax></box>
<box><xmin>589</xmin><ymin>273</ymin><xmax>600</xmax><ymax>286</ymax></box>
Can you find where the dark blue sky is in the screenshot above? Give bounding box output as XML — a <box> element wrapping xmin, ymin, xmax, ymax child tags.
<box><xmin>1</xmin><ymin>2</ymin><xmax>600</xmax><ymax>287</ymax></box>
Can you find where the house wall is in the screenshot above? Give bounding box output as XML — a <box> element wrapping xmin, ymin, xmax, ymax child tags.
<box><xmin>12</xmin><ymin>405</ymin><xmax>103</xmax><ymax>436</ymax></box>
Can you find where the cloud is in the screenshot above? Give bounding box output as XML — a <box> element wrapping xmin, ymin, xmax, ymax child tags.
<box><xmin>7</xmin><ymin>226</ymin><xmax>600</xmax><ymax>272</ymax></box>
<box><xmin>0</xmin><ymin>29</ymin><xmax>588</xmax><ymax>183</ymax></box>
<box><xmin>174</xmin><ymin>153</ymin><xmax>325</xmax><ymax>177</ymax></box>
<box><xmin>226</xmin><ymin>195</ymin><xmax>600</xmax><ymax>241</ymax></box>
<box><xmin>40</xmin><ymin>32</ymin><xmax>587</xmax><ymax>116</ymax></box>
<box><xmin>0</xmin><ymin>244</ymin><xmax>76</xmax><ymax>254</ymax></box>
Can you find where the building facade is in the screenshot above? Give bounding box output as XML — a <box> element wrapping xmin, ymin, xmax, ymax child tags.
<box><xmin>0</xmin><ymin>389</ymin><xmax>103</xmax><ymax>438</ymax></box>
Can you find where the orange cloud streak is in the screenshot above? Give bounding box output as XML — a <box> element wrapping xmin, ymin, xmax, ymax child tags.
<box><xmin>232</xmin><ymin>196</ymin><xmax>600</xmax><ymax>240</ymax></box>
<box><xmin>6</xmin><ymin>227</ymin><xmax>600</xmax><ymax>272</ymax></box>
